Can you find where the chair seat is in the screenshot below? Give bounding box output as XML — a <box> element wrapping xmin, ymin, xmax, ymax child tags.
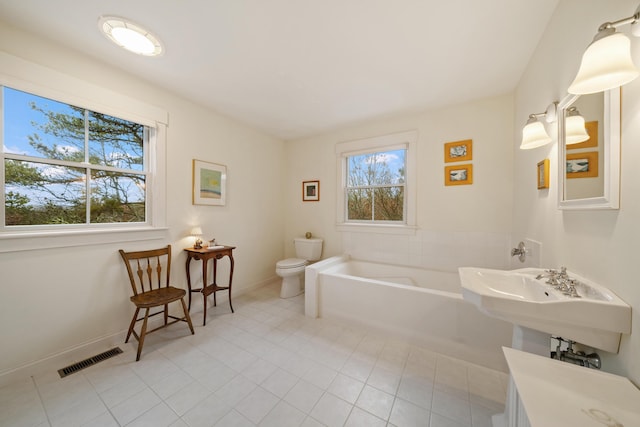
<box><xmin>130</xmin><ymin>286</ymin><xmax>186</xmax><ymax>308</ymax></box>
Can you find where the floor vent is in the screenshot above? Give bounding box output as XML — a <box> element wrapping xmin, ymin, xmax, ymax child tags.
<box><xmin>57</xmin><ymin>347</ymin><xmax>123</xmax><ymax>378</ymax></box>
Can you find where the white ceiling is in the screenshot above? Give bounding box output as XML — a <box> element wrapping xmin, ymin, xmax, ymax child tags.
<box><xmin>0</xmin><ymin>0</ymin><xmax>558</xmax><ymax>140</ymax></box>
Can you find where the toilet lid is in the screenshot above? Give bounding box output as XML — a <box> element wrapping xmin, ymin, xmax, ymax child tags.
<box><xmin>277</xmin><ymin>258</ymin><xmax>307</xmax><ymax>269</ymax></box>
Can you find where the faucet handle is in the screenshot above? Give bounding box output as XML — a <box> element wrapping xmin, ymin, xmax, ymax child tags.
<box><xmin>559</xmin><ymin>266</ymin><xmax>568</xmax><ymax>278</ymax></box>
<box><xmin>565</xmin><ymin>279</ymin><xmax>581</xmax><ymax>298</ymax></box>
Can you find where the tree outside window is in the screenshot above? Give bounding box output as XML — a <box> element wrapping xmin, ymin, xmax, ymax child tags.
<box><xmin>346</xmin><ymin>149</ymin><xmax>405</xmax><ymax>222</ymax></box>
<box><xmin>2</xmin><ymin>87</ymin><xmax>147</xmax><ymax>227</ymax></box>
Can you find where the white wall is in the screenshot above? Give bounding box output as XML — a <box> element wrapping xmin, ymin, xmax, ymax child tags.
<box><xmin>284</xmin><ymin>94</ymin><xmax>515</xmax><ymax>271</ymax></box>
<box><xmin>0</xmin><ymin>22</ymin><xmax>285</xmax><ymax>378</ymax></box>
<box><xmin>513</xmin><ymin>0</ymin><xmax>640</xmax><ymax>383</ymax></box>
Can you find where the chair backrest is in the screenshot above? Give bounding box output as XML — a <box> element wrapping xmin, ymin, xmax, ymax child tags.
<box><xmin>119</xmin><ymin>245</ymin><xmax>172</xmax><ymax>296</ymax></box>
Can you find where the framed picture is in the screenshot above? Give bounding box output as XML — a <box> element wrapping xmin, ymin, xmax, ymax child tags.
<box><xmin>444</xmin><ymin>139</ymin><xmax>473</xmax><ymax>163</ymax></box>
<box><xmin>566</xmin><ymin>151</ymin><xmax>599</xmax><ymax>179</ymax></box>
<box><xmin>302</xmin><ymin>180</ymin><xmax>320</xmax><ymax>201</ymax></box>
<box><xmin>192</xmin><ymin>159</ymin><xmax>226</xmax><ymax>206</ymax></box>
<box><xmin>537</xmin><ymin>159</ymin><xmax>550</xmax><ymax>189</ymax></box>
<box><xmin>568</xmin><ymin>120</ymin><xmax>598</xmax><ymax>150</ymax></box>
<box><xmin>444</xmin><ymin>164</ymin><xmax>473</xmax><ymax>186</ymax></box>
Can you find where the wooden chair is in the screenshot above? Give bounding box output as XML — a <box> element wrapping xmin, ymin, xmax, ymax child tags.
<box><xmin>119</xmin><ymin>245</ymin><xmax>194</xmax><ymax>361</ymax></box>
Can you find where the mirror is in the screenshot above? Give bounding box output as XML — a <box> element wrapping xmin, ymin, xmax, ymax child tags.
<box><xmin>558</xmin><ymin>88</ymin><xmax>620</xmax><ymax>210</ymax></box>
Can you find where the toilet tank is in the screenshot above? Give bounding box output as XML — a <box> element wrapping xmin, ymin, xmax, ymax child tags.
<box><xmin>294</xmin><ymin>238</ymin><xmax>323</xmax><ymax>261</ymax></box>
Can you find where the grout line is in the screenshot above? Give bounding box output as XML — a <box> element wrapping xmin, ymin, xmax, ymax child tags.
<box><xmin>30</xmin><ymin>375</ymin><xmax>52</xmax><ymax>427</ymax></box>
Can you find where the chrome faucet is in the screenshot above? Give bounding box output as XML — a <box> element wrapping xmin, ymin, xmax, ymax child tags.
<box><xmin>535</xmin><ymin>268</ymin><xmax>560</xmax><ymax>286</ymax></box>
<box><xmin>537</xmin><ymin>267</ymin><xmax>581</xmax><ymax>297</ymax></box>
<box><xmin>558</xmin><ymin>266</ymin><xmax>569</xmax><ymax>280</ymax></box>
<box><xmin>561</xmin><ymin>279</ymin><xmax>581</xmax><ymax>298</ymax></box>
<box><xmin>510</xmin><ymin>241</ymin><xmax>527</xmax><ymax>262</ymax></box>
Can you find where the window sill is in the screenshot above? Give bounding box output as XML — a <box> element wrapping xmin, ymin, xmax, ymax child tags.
<box><xmin>336</xmin><ymin>222</ymin><xmax>418</xmax><ymax>235</ymax></box>
<box><xmin>0</xmin><ymin>226</ymin><xmax>168</xmax><ymax>253</ymax></box>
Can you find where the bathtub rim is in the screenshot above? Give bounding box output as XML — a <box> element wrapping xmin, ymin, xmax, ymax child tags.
<box><xmin>305</xmin><ymin>254</ymin><xmax>462</xmax><ymax>318</ymax></box>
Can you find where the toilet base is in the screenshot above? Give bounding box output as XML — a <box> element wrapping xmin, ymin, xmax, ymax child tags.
<box><xmin>280</xmin><ymin>274</ymin><xmax>304</xmax><ymax>298</ymax></box>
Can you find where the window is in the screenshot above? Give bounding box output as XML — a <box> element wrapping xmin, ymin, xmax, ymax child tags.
<box><xmin>346</xmin><ymin>149</ymin><xmax>406</xmax><ymax>222</ymax></box>
<box><xmin>2</xmin><ymin>86</ymin><xmax>148</xmax><ymax>228</ymax></box>
<box><xmin>336</xmin><ymin>130</ymin><xmax>417</xmax><ymax>232</ymax></box>
<box><xmin>0</xmin><ymin>53</ymin><xmax>167</xmax><ymax>253</ymax></box>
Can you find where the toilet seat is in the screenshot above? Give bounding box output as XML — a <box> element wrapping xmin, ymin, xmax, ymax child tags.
<box><xmin>276</xmin><ymin>258</ymin><xmax>307</xmax><ymax>269</ymax></box>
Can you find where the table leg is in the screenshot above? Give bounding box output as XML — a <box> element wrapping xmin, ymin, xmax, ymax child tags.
<box><xmin>202</xmin><ymin>257</ymin><xmax>208</xmax><ymax>326</ymax></box>
<box><xmin>185</xmin><ymin>256</ymin><xmax>193</xmax><ymax>310</ymax></box>
<box><xmin>228</xmin><ymin>254</ymin><xmax>235</xmax><ymax>313</ymax></box>
<box><xmin>213</xmin><ymin>257</ymin><xmax>218</xmax><ymax>307</ymax></box>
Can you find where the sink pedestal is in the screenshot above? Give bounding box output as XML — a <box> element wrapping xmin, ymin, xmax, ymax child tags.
<box><xmin>491</xmin><ymin>326</ymin><xmax>551</xmax><ymax>427</ymax></box>
<box><xmin>511</xmin><ymin>325</ymin><xmax>550</xmax><ymax>357</ymax></box>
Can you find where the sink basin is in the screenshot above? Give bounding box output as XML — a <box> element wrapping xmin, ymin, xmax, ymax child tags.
<box><xmin>458</xmin><ymin>267</ymin><xmax>631</xmax><ymax>353</ymax></box>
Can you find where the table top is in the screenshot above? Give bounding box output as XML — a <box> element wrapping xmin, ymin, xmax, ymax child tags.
<box><xmin>503</xmin><ymin>347</ymin><xmax>640</xmax><ymax>427</ymax></box>
<box><xmin>184</xmin><ymin>245</ymin><xmax>235</xmax><ymax>254</ymax></box>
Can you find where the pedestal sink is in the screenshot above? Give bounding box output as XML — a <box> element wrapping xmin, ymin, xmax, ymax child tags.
<box><xmin>458</xmin><ymin>267</ymin><xmax>631</xmax><ymax>353</ymax></box>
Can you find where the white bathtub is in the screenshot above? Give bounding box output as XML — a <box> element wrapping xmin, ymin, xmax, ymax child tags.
<box><xmin>305</xmin><ymin>255</ymin><xmax>513</xmax><ymax>371</ymax></box>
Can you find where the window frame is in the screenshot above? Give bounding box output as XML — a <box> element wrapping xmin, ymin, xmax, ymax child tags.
<box><xmin>345</xmin><ymin>148</ymin><xmax>407</xmax><ymax>223</ymax></box>
<box><xmin>2</xmin><ymin>87</ymin><xmax>151</xmax><ymax>228</ymax></box>
<box><xmin>335</xmin><ymin>130</ymin><xmax>418</xmax><ymax>234</ymax></box>
<box><xmin>0</xmin><ymin>57</ymin><xmax>167</xmax><ymax>252</ymax></box>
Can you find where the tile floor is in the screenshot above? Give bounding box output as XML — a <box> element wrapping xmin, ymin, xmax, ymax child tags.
<box><xmin>0</xmin><ymin>283</ymin><xmax>508</xmax><ymax>427</ymax></box>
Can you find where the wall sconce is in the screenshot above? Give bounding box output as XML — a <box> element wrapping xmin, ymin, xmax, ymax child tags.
<box><xmin>190</xmin><ymin>226</ymin><xmax>203</xmax><ymax>249</ymax></box>
<box><xmin>568</xmin><ymin>4</ymin><xmax>640</xmax><ymax>94</ymax></box>
<box><xmin>564</xmin><ymin>107</ymin><xmax>590</xmax><ymax>145</ymax></box>
<box><xmin>520</xmin><ymin>102</ymin><xmax>557</xmax><ymax>149</ymax></box>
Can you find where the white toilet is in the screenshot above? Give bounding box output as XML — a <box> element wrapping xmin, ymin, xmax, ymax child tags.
<box><xmin>276</xmin><ymin>237</ymin><xmax>323</xmax><ymax>298</ymax></box>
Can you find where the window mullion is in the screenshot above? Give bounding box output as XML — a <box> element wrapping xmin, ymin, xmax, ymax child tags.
<box><xmin>371</xmin><ymin>187</ymin><xmax>375</xmax><ymax>221</ymax></box>
<box><xmin>85</xmin><ymin>166</ymin><xmax>91</xmax><ymax>224</ymax></box>
<box><xmin>84</xmin><ymin>110</ymin><xmax>90</xmax><ymax>224</ymax></box>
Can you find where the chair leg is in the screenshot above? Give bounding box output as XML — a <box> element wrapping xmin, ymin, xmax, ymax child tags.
<box><xmin>180</xmin><ymin>298</ymin><xmax>195</xmax><ymax>335</ymax></box>
<box><xmin>164</xmin><ymin>303</ymin><xmax>169</xmax><ymax>325</ymax></box>
<box><xmin>136</xmin><ymin>308</ymin><xmax>150</xmax><ymax>361</ymax></box>
<box><xmin>125</xmin><ymin>307</ymin><xmax>140</xmax><ymax>343</ymax></box>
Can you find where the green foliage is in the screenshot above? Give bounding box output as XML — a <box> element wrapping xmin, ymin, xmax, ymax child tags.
<box><xmin>4</xmin><ymin>99</ymin><xmax>145</xmax><ymax>226</ymax></box>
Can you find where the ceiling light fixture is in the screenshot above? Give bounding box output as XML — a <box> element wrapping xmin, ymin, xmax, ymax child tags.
<box><xmin>568</xmin><ymin>4</ymin><xmax>640</xmax><ymax>94</ymax></box>
<box><xmin>98</xmin><ymin>16</ymin><xmax>164</xmax><ymax>57</ymax></box>
<box><xmin>564</xmin><ymin>107</ymin><xmax>590</xmax><ymax>145</ymax></box>
<box><xmin>520</xmin><ymin>102</ymin><xmax>557</xmax><ymax>150</ymax></box>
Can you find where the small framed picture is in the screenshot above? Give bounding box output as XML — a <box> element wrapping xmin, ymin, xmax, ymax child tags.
<box><xmin>302</xmin><ymin>180</ymin><xmax>320</xmax><ymax>201</ymax></box>
<box><xmin>192</xmin><ymin>159</ymin><xmax>226</xmax><ymax>206</ymax></box>
<box><xmin>444</xmin><ymin>139</ymin><xmax>473</xmax><ymax>163</ymax></box>
<box><xmin>566</xmin><ymin>151</ymin><xmax>599</xmax><ymax>179</ymax></box>
<box><xmin>537</xmin><ymin>159</ymin><xmax>550</xmax><ymax>189</ymax></box>
<box><xmin>444</xmin><ymin>164</ymin><xmax>473</xmax><ymax>186</ymax></box>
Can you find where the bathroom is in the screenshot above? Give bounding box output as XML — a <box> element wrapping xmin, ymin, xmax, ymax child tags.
<box><xmin>0</xmin><ymin>0</ymin><xmax>640</xmax><ymax>425</ymax></box>
<box><xmin>285</xmin><ymin>0</ymin><xmax>640</xmax><ymax>387</ymax></box>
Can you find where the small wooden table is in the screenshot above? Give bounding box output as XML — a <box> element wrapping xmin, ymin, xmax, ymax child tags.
<box><xmin>184</xmin><ymin>246</ymin><xmax>236</xmax><ymax>326</ymax></box>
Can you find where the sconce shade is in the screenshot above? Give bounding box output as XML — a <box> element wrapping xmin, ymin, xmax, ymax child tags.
<box><xmin>569</xmin><ymin>31</ymin><xmax>639</xmax><ymax>94</ymax></box>
<box><xmin>521</xmin><ymin>117</ymin><xmax>552</xmax><ymax>149</ymax></box>
<box><xmin>565</xmin><ymin>114</ymin><xmax>590</xmax><ymax>145</ymax></box>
